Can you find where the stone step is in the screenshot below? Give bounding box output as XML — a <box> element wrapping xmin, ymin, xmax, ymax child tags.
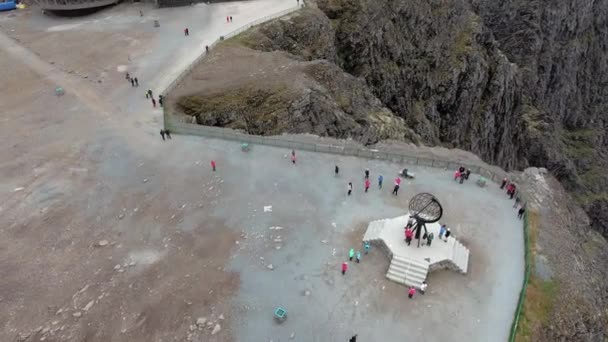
<box><xmin>392</xmin><ymin>255</ymin><xmax>430</xmax><ymax>269</ymax></box>
<box><xmin>389</xmin><ymin>263</ymin><xmax>428</xmax><ymax>279</ymax></box>
<box><xmin>386</xmin><ymin>271</ymin><xmax>405</xmax><ymax>284</ymax></box>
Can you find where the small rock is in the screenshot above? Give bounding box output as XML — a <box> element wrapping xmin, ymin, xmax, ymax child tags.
<box><xmin>211</xmin><ymin>323</ymin><xmax>221</xmax><ymax>335</ymax></box>
<box><xmin>143</xmin><ymin>178</ymin><xmax>148</xmax><ymax>183</ymax></box>
<box><xmin>83</xmin><ymin>300</ymin><xmax>94</xmax><ymax>311</ymax></box>
<box><xmin>189</xmin><ymin>325</ymin><xmax>196</xmax><ymax>331</ymax></box>
<box><xmin>321</xmin><ymin>240</ymin><xmax>328</xmax><ymax>244</ymax></box>
<box><xmin>218</xmin><ymin>314</ymin><xmax>224</xmax><ymax>320</ymax></box>
<box><xmin>42</xmin><ymin>327</ymin><xmax>50</xmax><ymax>334</ymax></box>
<box><xmin>51</xmin><ymin>321</ymin><xmax>59</xmax><ymax>325</ymax></box>
<box><xmin>121</xmin><ymin>329</ymin><xmax>127</xmax><ymax>334</ymax></box>
<box><xmin>303</xmin><ymin>290</ymin><xmax>311</xmax><ymax>296</ymax></box>
<box><xmin>196</xmin><ymin>317</ymin><xmax>207</xmax><ymax>326</ymax></box>
<box><xmin>55</xmin><ymin>308</ymin><xmax>63</xmax><ymax>315</ymax></box>
<box><xmin>275</xmin><ymin>246</ymin><xmax>281</xmax><ymax>250</ymax></box>
<box><xmin>97</xmin><ymin>240</ymin><xmax>109</xmax><ymax>247</ymax></box>
<box><xmin>114</xmin><ymin>264</ymin><xmax>121</xmax><ymax>270</ymax></box>
<box><xmin>267</xmin><ymin>264</ymin><xmax>274</xmax><ymax>270</ymax></box>
<box><xmin>13</xmin><ymin>187</ymin><xmax>24</xmax><ymax>192</ymax></box>
<box><xmin>290</xmin><ymin>332</ymin><xmax>296</xmax><ymax>339</ymax></box>
<box><xmin>118</xmin><ymin>213</ymin><xmax>125</xmax><ymax>220</ymax></box>
<box><xmin>72</xmin><ymin>311</ymin><xmax>82</xmax><ymax>318</ymax></box>
<box><xmin>128</xmin><ymin>261</ymin><xmax>136</xmax><ymax>266</ymax></box>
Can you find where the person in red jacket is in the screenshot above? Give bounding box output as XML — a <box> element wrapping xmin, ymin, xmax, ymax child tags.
<box><xmin>364</xmin><ymin>178</ymin><xmax>370</xmax><ymax>193</ymax></box>
<box><xmin>341</xmin><ymin>262</ymin><xmax>348</xmax><ymax>275</ymax></box>
<box><xmin>405</xmin><ymin>228</ymin><xmax>413</xmax><ymax>246</ymax></box>
<box><xmin>211</xmin><ymin>160</ymin><xmax>216</xmax><ymax>172</ymax></box>
<box><xmin>408</xmin><ymin>286</ymin><xmax>416</xmax><ymax>299</ymax></box>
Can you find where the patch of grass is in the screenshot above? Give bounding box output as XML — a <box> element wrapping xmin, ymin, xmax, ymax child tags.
<box><xmin>515</xmin><ymin>211</ymin><xmax>559</xmax><ymax>342</ymax></box>
<box><xmin>522</xmin><ymin>105</ymin><xmax>542</xmax><ymax>137</ymax></box>
<box><xmin>561</xmin><ymin>128</ymin><xmax>597</xmax><ymax>159</ymax></box>
<box><xmin>449</xmin><ymin>15</ymin><xmax>479</xmax><ymax>67</ymax></box>
<box><xmin>574</xmin><ymin>191</ymin><xmax>608</xmax><ymax>207</ymax></box>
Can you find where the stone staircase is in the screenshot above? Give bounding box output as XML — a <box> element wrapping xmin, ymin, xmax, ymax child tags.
<box><xmin>451</xmin><ymin>238</ymin><xmax>470</xmax><ymax>274</ymax></box>
<box><xmin>385</xmin><ymin>255</ymin><xmax>429</xmax><ymax>289</ymax></box>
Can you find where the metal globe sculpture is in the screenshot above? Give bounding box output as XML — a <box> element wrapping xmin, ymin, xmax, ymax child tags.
<box><xmin>407</xmin><ymin>193</ymin><xmax>443</xmax><ymax>247</ymax></box>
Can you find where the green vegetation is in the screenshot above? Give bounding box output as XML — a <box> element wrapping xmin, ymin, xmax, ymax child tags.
<box><xmin>176</xmin><ymin>85</ymin><xmax>295</xmax><ymax>134</ymax></box>
<box><xmin>562</xmin><ymin>128</ymin><xmax>598</xmax><ymax>159</ymax></box>
<box><xmin>449</xmin><ymin>15</ymin><xmax>480</xmax><ymax>66</ymax></box>
<box><xmin>522</xmin><ymin>105</ymin><xmax>542</xmax><ymax>137</ymax></box>
<box><xmin>574</xmin><ymin>191</ymin><xmax>608</xmax><ymax>207</ymax></box>
<box><xmin>513</xmin><ymin>211</ymin><xmax>560</xmax><ymax>342</ymax></box>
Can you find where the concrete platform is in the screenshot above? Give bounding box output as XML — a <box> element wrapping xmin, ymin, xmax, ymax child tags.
<box><xmin>363</xmin><ymin>215</ymin><xmax>470</xmax><ymax>289</ymax></box>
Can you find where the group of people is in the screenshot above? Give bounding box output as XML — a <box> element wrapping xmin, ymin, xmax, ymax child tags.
<box><xmin>454</xmin><ymin>166</ymin><xmax>471</xmax><ymax>184</ymax></box>
<box><xmin>341</xmin><ymin>168</ymin><xmax>402</xmax><ymax>197</ymax></box>
<box><xmin>159</xmin><ymin>129</ymin><xmax>172</xmax><ymax>141</ymax></box>
<box><xmin>125</xmin><ymin>72</ymin><xmax>139</xmax><ymax>87</ymax></box>
<box><xmin>146</xmin><ymin>89</ymin><xmax>163</xmax><ymax>108</ymax></box>
<box><xmin>341</xmin><ymin>242</ymin><xmax>371</xmax><ymax>275</ymax></box>
<box><xmin>501</xmin><ymin>178</ymin><xmax>526</xmax><ymax>219</ymax></box>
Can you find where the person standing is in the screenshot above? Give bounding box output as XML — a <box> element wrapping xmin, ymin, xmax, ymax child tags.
<box><xmin>444</xmin><ymin>228</ymin><xmax>451</xmax><ymax>242</ymax></box>
<box><xmin>184</xmin><ymin>27</ymin><xmax>189</xmax><ymax>36</ymax></box>
<box><xmin>513</xmin><ymin>195</ymin><xmax>521</xmax><ymax>208</ymax></box>
<box><xmin>347</xmin><ymin>182</ymin><xmax>353</xmax><ymax>196</ymax></box>
<box><xmin>509</xmin><ymin>185</ymin><xmax>516</xmax><ymax>199</ymax></box>
<box><xmin>160</xmin><ymin>129</ymin><xmax>165</xmax><ymax>141</ymax></box>
<box><xmin>405</xmin><ymin>228</ymin><xmax>413</xmax><ymax>245</ymax></box>
<box><xmin>291</xmin><ymin>150</ymin><xmax>296</xmax><ymax>164</ymax></box>
<box><xmin>349</xmin><ymin>248</ymin><xmax>355</xmax><ymax>261</ymax></box>
<box><xmin>500</xmin><ymin>178</ymin><xmax>508</xmax><ymax>189</ymax></box>
<box><xmin>378</xmin><ymin>174</ymin><xmax>383</xmax><ymax>189</ymax></box>
<box><xmin>165</xmin><ymin>129</ymin><xmax>171</xmax><ymax>139</ymax></box>
<box><xmin>341</xmin><ymin>262</ymin><xmax>348</xmax><ymax>275</ymax></box>
<box><xmin>518</xmin><ymin>207</ymin><xmax>526</xmax><ymax>219</ymax></box>
<box><xmin>454</xmin><ymin>170</ymin><xmax>461</xmax><ymax>181</ymax></box>
<box><xmin>230</xmin><ymin>16</ymin><xmax>233</xmax><ymax>22</ymax></box>
<box><xmin>465</xmin><ymin>169</ymin><xmax>471</xmax><ymax>180</ymax></box>
<box><xmin>364</xmin><ymin>242</ymin><xmax>370</xmax><ymax>254</ymax></box>
<box><xmin>130</xmin><ymin>78</ymin><xmax>135</xmax><ymax>87</ymax></box>
<box><xmin>364</xmin><ymin>169</ymin><xmax>369</xmax><ymax>179</ymax></box>
<box><xmin>356</xmin><ymin>251</ymin><xmax>361</xmax><ymax>263</ymax></box>
<box><xmin>148</xmin><ymin>89</ymin><xmax>153</xmax><ymax>98</ymax></box>
<box><xmin>335</xmin><ymin>165</ymin><xmax>339</xmax><ymax>176</ymax></box>
<box><xmin>349</xmin><ymin>335</ymin><xmax>357</xmax><ymax>342</ymax></box>
<box><xmin>459</xmin><ymin>172</ymin><xmax>465</xmax><ymax>184</ymax></box>
<box><xmin>420</xmin><ymin>281</ymin><xmax>428</xmax><ymax>295</ymax></box>
<box><xmin>392</xmin><ymin>176</ymin><xmax>401</xmax><ymax>195</ymax></box>
<box><xmin>211</xmin><ymin>160</ymin><xmax>216</xmax><ymax>171</ymax></box>
<box><xmin>134</xmin><ymin>77</ymin><xmax>139</xmax><ymax>87</ymax></box>
<box><xmin>439</xmin><ymin>224</ymin><xmax>446</xmax><ymax>240</ymax></box>
<box><xmin>364</xmin><ymin>178</ymin><xmax>370</xmax><ymax>193</ymax></box>
<box><xmin>226</xmin><ymin>16</ymin><xmax>229</xmax><ymax>23</ymax></box>
<box><xmin>158</xmin><ymin>95</ymin><xmax>164</xmax><ymax>107</ymax></box>
<box><xmin>408</xmin><ymin>286</ymin><xmax>416</xmax><ymax>299</ymax></box>
<box><xmin>151</xmin><ymin>98</ymin><xmax>157</xmax><ymax>108</ymax></box>
<box><xmin>426</xmin><ymin>232</ymin><xmax>434</xmax><ymax>246</ymax></box>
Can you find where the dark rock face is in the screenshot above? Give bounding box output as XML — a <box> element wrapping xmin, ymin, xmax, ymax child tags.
<box><xmin>313</xmin><ymin>0</ymin><xmax>608</xmax><ymax>236</ymax></box>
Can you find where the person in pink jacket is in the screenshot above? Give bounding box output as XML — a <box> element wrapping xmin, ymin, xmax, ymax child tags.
<box><xmin>364</xmin><ymin>178</ymin><xmax>371</xmax><ymax>193</ymax></box>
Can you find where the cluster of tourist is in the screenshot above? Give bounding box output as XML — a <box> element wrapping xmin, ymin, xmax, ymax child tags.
<box><xmin>501</xmin><ymin>177</ymin><xmax>526</xmax><ymax>219</ymax></box>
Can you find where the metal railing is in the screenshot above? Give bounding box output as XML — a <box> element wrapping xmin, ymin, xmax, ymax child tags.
<box><xmin>166</xmin><ymin>121</ymin><xmax>509</xmax><ymax>182</ymax></box>
<box><xmin>509</xmin><ymin>210</ymin><xmax>531</xmax><ymax>341</ymax></box>
<box><xmin>161</xmin><ymin>3</ymin><xmax>304</xmax><ymax>96</ymax></box>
